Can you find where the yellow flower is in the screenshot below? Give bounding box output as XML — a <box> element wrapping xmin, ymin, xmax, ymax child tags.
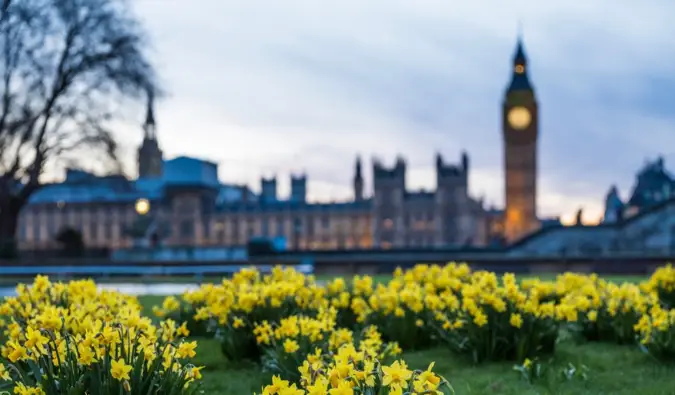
<box><xmin>417</xmin><ymin>362</ymin><xmax>441</xmax><ymax>387</ymax></box>
<box><xmin>77</xmin><ymin>344</ymin><xmax>97</xmax><ymax>366</ymax></box>
<box><xmin>509</xmin><ymin>313</ymin><xmax>523</xmax><ymax>329</ymax></box>
<box><xmin>382</xmin><ymin>360</ymin><xmax>412</xmax><ymax>388</ymax></box>
<box><xmin>12</xmin><ymin>382</ymin><xmax>46</xmax><ymax>395</ymax></box>
<box><xmin>473</xmin><ymin>312</ymin><xmax>488</xmax><ymax>327</ymax></box>
<box><xmin>6</xmin><ymin>340</ymin><xmax>27</xmax><ymax>362</ymax></box>
<box><xmin>283</xmin><ymin>339</ymin><xmax>300</xmax><ymax>354</ymax></box>
<box><xmin>262</xmin><ymin>375</ymin><xmax>290</xmax><ymax>395</ymax></box>
<box><xmin>0</xmin><ymin>362</ymin><xmax>10</xmax><ymax>381</ymax></box>
<box><xmin>233</xmin><ymin>317</ymin><xmax>246</xmax><ymax>329</ymax></box>
<box><xmin>587</xmin><ymin>310</ymin><xmax>598</xmax><ymax>322</ymax></box>
<box><xmin>177</xmin><ymin>322</ymin><xmax>190</xmax><ymax>337</ymax></box>
<box><xmin>328</xmin><ymin>381</ymin><xmax>354</xmax><ymax>395</ymax></box>
<box><xmin>176</xmin><ymin>341</ymin><xmax>198</xmax><ymax>359</ymax></box>
<box><xmin>306</xmin><ymin>377</ymin><xmax>329</xmax><ymax>395</ymax></box>
<box><xmin>279</xmin><ymin>383</ymin><xmax>305</xmax><ymax>395</ymax></box>
<box><xmin>24</xmin><ymin>326</ymin><xmax>49</xmax><ymax>355</ymax></box>
<box><xmin>111</xmin><ymin>358</ymin><xmax>132</xmax><ymax>381</ymax></box>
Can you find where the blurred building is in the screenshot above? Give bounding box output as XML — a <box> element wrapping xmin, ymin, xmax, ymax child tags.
<box><xmin>17</xmin><ymin>38</ymin><xmax>553</xmax><ymax>252</ymax></box>
<box><xmin>603</xmin><ymin>157</ymin><xmax>675</xmax><ymax>223</ymax></box>
<box><xmin>16</xmin><ymin>97</ymin><xmax>483</xmax><ymax>250</ymax></box>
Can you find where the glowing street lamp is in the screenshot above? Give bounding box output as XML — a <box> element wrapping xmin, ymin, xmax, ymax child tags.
<box><xmin>135</xmin><ymin>198</ymin><xmax>150</xmax><ymax>215</ymax></box>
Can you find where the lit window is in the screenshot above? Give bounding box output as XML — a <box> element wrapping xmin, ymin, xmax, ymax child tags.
<box><xmin>515</xmin><ymin>64</ymin><xmax>525</xmax><ymax>74</ymax></box>
<box><xmin>383</xmin><ymin>219</ymin><xmax>393</xmax><ymax>229</ymax></box>
<box><xmin>507</xmin><ymin>209</ymin><xmax>521</xmax><ymax>222</ymax></box>
<box><xmin>381</xmin><ymin>241</ymin><xmax>392</xmax><ymax>249</ymax></box>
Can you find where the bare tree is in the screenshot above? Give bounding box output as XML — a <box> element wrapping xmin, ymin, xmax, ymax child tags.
<box><xmin>0</xmin><ymin>0</ymin><xmax>158</xmax><ymax>255</ymax></box>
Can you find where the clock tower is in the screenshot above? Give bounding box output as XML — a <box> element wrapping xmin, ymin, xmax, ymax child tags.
<box><xmin>502</xmin><ymin>38</ymin><xmax>539</xmax><ymax>242</ymax></box>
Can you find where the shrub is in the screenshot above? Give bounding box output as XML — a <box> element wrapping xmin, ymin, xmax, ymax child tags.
<box><xmin>254</xmin><ymin>308</ymin><xmax>401</xmax><ymax>384</ymax></box>
<box><xmin>364</xmin><ymin>280</ymin><xmax>436</xmax><ymax>350</ymax></box>
<box><xmin>258</xmin><ymin>344</ymin><xmax>453</xmax><ymax>395</ymax></box>
<box><xmin>153</xmin><ymin>291</ymin><xmax>211</xmax><ymax>337</ymax></box>
<box><xmin>193</xmin><ymin>267</ymin><xmax>327</xmax><ymax>362</ymax></box>
<box><xmin>563</xmin><ymin>281</ymin><xmax>655</xmax><ymax>344</ymax></box>
<box><xmin>635</xmin><ymin>304</ymin><xmax>675</xmax><ymax>360</ymax></box>
<box><xmin>432</xmin><ymin>272</ymin><xmax>561</xmax><ymax>363</ymax></box>
<box><xmin>644</xmin><ymin>264</ymin><xmax>675</xmax><ymax>308</ymax></box>
<box><xmin>0</xmin><ymin>304</ymin><xmax>201</xmax><ymax>394</ymax></box>
<box><xmin>253</xmin><ymin>309</ymin><xmax>338</xmax><ymax>383</ymax></box>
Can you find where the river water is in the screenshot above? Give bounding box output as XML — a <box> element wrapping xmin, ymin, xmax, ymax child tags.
<box><xmin>0</xmin><ymin>283</ymin><xmax>200</xmax><ymax>297</ymax></box>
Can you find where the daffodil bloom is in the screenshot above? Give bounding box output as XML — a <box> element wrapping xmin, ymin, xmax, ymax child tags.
<box><xmin>111</xmin><ymin>358</ymin><xmax>132</xmax><ymax>381</ymax></box>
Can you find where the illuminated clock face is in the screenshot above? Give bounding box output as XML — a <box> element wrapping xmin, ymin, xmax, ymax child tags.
<box><xmin>507</xmin><ymin>106</ymin><xmax>531</xmax><ymax>130</ymax></box>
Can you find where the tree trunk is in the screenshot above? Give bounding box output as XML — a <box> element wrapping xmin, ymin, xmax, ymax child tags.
<box><xmin>0</xmin><ymin>199</ymin><xmax>20</xmax><ymax>259</ymax></box>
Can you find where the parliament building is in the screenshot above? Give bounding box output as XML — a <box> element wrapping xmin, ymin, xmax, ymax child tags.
<box><xmin>16</xmin><ymin>39</ymin><xmax>550</xmax><ymax>252</ymax></box>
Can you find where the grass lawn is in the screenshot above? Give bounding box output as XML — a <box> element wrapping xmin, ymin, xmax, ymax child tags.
<box><xmin>187</xmin><ymin>337</ymin><xmax>675</xmax><ymax>395</ymax></box>
<box><xmin>137</xmin><ymin>290</ymin><xmax>675</xmax><ymax>395</ymax></box>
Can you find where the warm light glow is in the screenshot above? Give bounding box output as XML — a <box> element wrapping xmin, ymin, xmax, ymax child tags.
<box><xmin>383</xmin><ymin>219</ymin><xmax>393</xmax><ymax>229</ymax></box>
<box><xmin>135</xmin><ymin>198</ymin><xmax>150</xmax><ymax>215</ymax></box>
<box><xmin>625</xmin><ymin>206</ymin><xmax>639</xmax><ymax>218</ymax></box>
<box><xmin>515</xmin><ymin>64</ymin><xmax>525</xmax><ymax>74</ymax></box>
<box><xmin>506</xmin><ymin>208</ymin><xmax>521</xmax><ymax>222</ymax></box>
<box><xmin>507</xmin><ymin>106</ymin><xmax>531</xmax><ymax>130</ymax></box>
<box><xmin>560</xmin><ymin>214</ymin><xmax>576</xmax><ymax>226</ymax></box>
<box><xmin>560</xmin><ymin>211</ymin><xmax>602</xmax><ymax>226</ymax></box>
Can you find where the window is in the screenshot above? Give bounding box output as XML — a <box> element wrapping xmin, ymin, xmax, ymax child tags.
<box><xmin>276</xmin><ymin>218</ymin><xmax>284</xmax><ymax>236</ymax></box>
<box><xmin>322</xmin><ymin>217</ymin><xmax>330</xmax><ymax>228</ymax></box>
<box><xmin>262</xmin><ymin>218</ymin><xmax>269</xmax><ymax>237</ymax></box>
<box><xmin>383</xmin><ymin>218</ymin><xmax>393</xmax><ymax>229</ymax></box>
<box><xmin>202</xmin><ymin>221</ymin><xmax>210</xmax><ymax>240</ymax></box>
<box><xmin>47</xmin><ymin>214</ymin><xmax>57</xmax><ymax>237</ymax></box>
<box><xmin>104</xmin><ymin>223</ymin><xmax>113</xmax><ymax>240</ymax></box>
<box><xmin>18</xmin><ymin>222</ymin><xmax>27</xmax><ymax>242</ymax></box>
<box><xmin>90</xmin><ymin>223</ymin><xmax>98</xmax><ymax>242</ymax></box>
<box><xmin>180</xmin><ymin>221</ymin><xmax>194</xmax><ymax>238</ymax></box>
<box><xmin>247</xmin><ymin>221</ymin><xmax>255</xmax><ymax>238</ymax></box>
<box><xmin>392</xmin><ymin>191</ymin><xmax>401</xmax><ymax>205</ymax></box>
<box><xmin>293</xmin><ymin>218</ymin><xmax>302</xmax><ymax>232</ymax></box>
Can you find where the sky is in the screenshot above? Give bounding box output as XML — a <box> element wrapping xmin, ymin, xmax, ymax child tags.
<box><xmin>113</xmin><ymin>0</ymin><xmax>675</xmax><ymax>224</ymax></box>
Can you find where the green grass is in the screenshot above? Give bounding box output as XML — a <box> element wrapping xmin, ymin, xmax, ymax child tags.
<box><xmin>136</xmin><ymin>289</ymin><xmax>675</xmax><ymax>395</ymax></box>
<box><xmin>186</xmin><ymin>337</ymin><xmax>675</xmax><ymax>395</ymax></box>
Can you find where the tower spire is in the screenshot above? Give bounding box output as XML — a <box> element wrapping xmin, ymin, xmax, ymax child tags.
<box><xmin>143</xmin><ymin>88</ymin><xmax>156</xmax><ymax>140</ymax></box>
<box><xmin>506</xmin><ymin>36</ymin><xmax>533</xmax><ymax>93</ymax></box>
<box><xmin>138</xmin><ymin>87</ymin><xmax>163</xmax><ymax>178</ymax></box>
<box><xmin>354</xmin><ymin>155</ymin><xmax>364</xmax><ymax>201</ymax></box>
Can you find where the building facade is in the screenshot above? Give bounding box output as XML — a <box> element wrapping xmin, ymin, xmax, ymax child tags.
<box><xmin>603</xmin><ymin>157</ymin><xmax>675</xmax><ymax>224</ymax></box>
<box><xmin>16</xmin><ymin>38</ymin><xmax>550</xmax><ymax>252</ymax></box>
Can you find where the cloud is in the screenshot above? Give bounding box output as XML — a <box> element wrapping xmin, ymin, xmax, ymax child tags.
<box><xmin>115</xmin><ymin>0</ymin><xmax>675</xmax><ymax>220</ymax></box>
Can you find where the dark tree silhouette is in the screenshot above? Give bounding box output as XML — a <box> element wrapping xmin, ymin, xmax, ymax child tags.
<box><xmin>55</xmin><ymin>226</ymin><xmax>84</xmax><ymax>257</ymax></box>
<box><xmin>0</xmin><ymin>0</ymin><xmax>159</xmax><ymax>257</ymax></box>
